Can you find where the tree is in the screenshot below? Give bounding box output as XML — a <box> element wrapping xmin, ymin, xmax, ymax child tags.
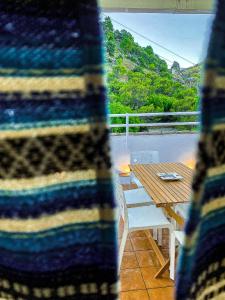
<box><xmin>102</xmin><ymin>17</ymin><xmax>116</xmax><ymax>57</ymax></box>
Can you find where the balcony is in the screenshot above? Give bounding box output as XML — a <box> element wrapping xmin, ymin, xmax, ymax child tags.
<box><xmin>111</xmin><ymin>112</ymin><xmax>198</xmax><ymax>299</ymax></box>
<box><xmin>110</xmin><ymin>111</ymin><xmax>199</xmax><ymax>173</ymax></box>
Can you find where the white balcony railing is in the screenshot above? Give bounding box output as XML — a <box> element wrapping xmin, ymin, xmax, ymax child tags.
<box><xmin>109</xmin><ymin>111</ymin><xmax>200</xmax><ymax>144</ymax></box>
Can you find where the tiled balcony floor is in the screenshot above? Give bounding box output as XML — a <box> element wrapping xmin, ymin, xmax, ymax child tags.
<box><xmin>119</xmin><ymin>184</ymin><xmax>175</xmax><ymax>300</ymax></box>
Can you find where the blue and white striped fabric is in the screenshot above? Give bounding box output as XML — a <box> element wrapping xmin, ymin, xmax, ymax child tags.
<box><xmin>176</xmin><ymin>1</ymin><xmax>225</xmax><ymax>299</ymax></box>
<box><xmin>0</xmin><ymin>0</ymin><xmax>118</xmax><ymax>299</ymax></box>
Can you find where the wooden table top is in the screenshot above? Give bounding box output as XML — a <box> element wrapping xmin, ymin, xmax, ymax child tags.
<box><xmin>129</xmin><ymin>162</ymin><xmax>193</xmax><ymax>207</ymax></box>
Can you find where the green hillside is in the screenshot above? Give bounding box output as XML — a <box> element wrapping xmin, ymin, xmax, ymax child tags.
<box><xmin>103</xmin><ymin>17</ymin><xmax>201</xmax><ymax>131</ymax></box>
<box><xmin>171</xmin><ymin>61</ymin><xmax>201</xmax><ymax>87</ymax></box>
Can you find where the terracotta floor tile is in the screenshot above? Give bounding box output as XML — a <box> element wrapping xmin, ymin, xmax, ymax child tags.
<box><xmin>136</xmin><ymin>250</ymin><xmax>161</xmax><ymax>268</ymax></box>
<box><xmin>125</xmin><ymin>239</ymin><xmax>133</xmax><ymax>252</ymax></box>
<box><xmin>148</xmin><ymin>287</ymin><xmax>174</xmax><ymax>300</ymax></box>
<box><xmin>121</xmin><ymin>252</ymin><xmax>139</xmax><ymax>269</ymax></box>
<box><xmin>129</xmin><ymin>230</ymin><xmax>145</xmax><ymax>238</ymax></box>
<box><xmin>120</xmin><ymin>268</ymin><xmax>146</xmax><ymax>291</ymax></box>
<box><xmin>141</xmin><ymin>267</ymin><xmax>174</xmax><ymax>289</ymax></box>
<box><xmin>121</xmin><ymin>290</ymin><xmax>150</xmax><ymax>300</ymax></box>
<box><xmin>131</xmin><ymin>237</ymin><xmax>151</xmax><ymax>251</ymax></box>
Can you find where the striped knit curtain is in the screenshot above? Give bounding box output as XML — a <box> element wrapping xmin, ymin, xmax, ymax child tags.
<box><xmin>0</xmin><ymin>1</ymin><xmax>118</xmax><ymax>299</ymax></box>
<box><xmin>176</xmin><ymin>1</ymin><xmax>225</xmax><ymax>299</ymax></box>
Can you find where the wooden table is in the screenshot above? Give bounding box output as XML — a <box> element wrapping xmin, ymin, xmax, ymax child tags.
<box><xmin>130</xmin><ymin>162</ymin><xmax>193</xmax><ymax>226</ymax></box>
<box><xmin>130</xmin><ymin>162</ymin><xmax>192</xmax><ymax>207</ymax></box>
<box><xmin>129</xmin><ymin>162</ymin><xmax>193</xmax><ymax>278</ymax></box>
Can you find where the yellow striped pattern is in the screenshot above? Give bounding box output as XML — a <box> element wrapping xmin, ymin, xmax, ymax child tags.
<box><xmin>202</xmin><ymin>196</ymin><xmax>225</xmax><ymax>217</ymax></box>
<box><xmin>0</xmin><ymin>208</ymin><xmax>115</xmax><ymax>233</ymax></box>
<box><xmin>9</xmin><ymin>222</ymin><xmax>113</xmax><ymax>239</ymax></box>
<box><xmin>212</xmin><ymin>123</ymin><xmax>225</xmax><ymax>131</ymax></box>
<box><xmin>0</xmin><ymin>74</ymin><xmax>103</xmax><ymax>93</ymax></box>
<box><xmin>0</xmin><ymin>281</ymin><xmax>117</xmax><ymax>299</ymax></box>
<box><xmin>0</xmin><ymin>170</ymin><xmax>110</xmax><ymax>191</ymax></box>
<box><xmin>208</xmin><ymin>165</ymin><xmax>225</xmax><ymax>177</ymax></box>
<box><xmin>196</xmin><ymin>278</ymin><xmax>225</xmax><ymax>300</ymax></box>
<box><xmin>0</xmin><ymin>123</ymin><xmax>91</xmax><ymax>139</ymax></box>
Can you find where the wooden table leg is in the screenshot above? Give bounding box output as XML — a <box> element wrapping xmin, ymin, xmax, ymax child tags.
<box><xmin>144</xmin><ymin>230</ymin><xmax>165</xmax><ymax>265</ymax></box>
<box><xmin>163</xmin><ymin>205</ymin><xmax>185</xmax><ymax>228</ymax></box>
<box><xmin>144</xmin><ymin>230</ymin><xmax>170</xmax><ymax>278</ymax></box>
<box><xmin>144</xmin><ymin>206</ymin><xmax>185</xmax><ymax>279</ymax></box>
<box><xmin>154</xmin><ymin>259</ymin><xmax>170</xmax><ymax>279</ymax></box>
<box><xmin>159</xmin><ymin>205</ymin><xmax>185</xmax><ymax>279</ymax></box>
<box><xmin>144</xmin><ymin>207</ymin><xmax>185</xmax><ymax>279</ymax></box>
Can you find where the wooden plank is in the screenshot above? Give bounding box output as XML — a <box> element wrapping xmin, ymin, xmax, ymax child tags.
<box><xmin>139</xmin><ymin>169</ymin><xmax>166</xmax><ymax>205</ymax></box>
<box><xmin>144</xmin><ymin>230</ymin><xmax>165</xmax><ymax>266</ymax></box>
<box><xmin>144</xmin><ymin>164</ymin><xmax>189</xmax><ymax>204</ymax></box>
<box><xmin>130</xmin><ymin>162</ymin><xmax>192</xmax><ymax>206</ymax></box>
<box><xmin>157</xmin><ymin>166</ymin><xmax>191</xmax><ymax>200</ymax></box>
<box><xmin>163</xmin><ymin>206</ymin><xmax>185</xmax><ymax>227</ymax></box>
<box><xmin>170</xmin><ymin>164</ymin><xmax>193</xmax><ymax>184</ymax></box>
<box><xmin>169</xmin><ymin>163</ymin><xmax>193</xmax><ymax>181</ymax></box>
<box><xmin>131</xmin><ymin>165</ymin><xmax>165</xmax><ymax>205</ymax></box>
<box><xmin>164</xmin><ymin>162</ymin><xmax>192</xmax><ymax>178</ymax></box>
<box><xmin>169</xmin><ymin>164</ymin><xmax>192</xmax><ymax>196</ymax></box>
<box><xmin>138</xmin><ymin>165</ymin><xmax>176</xmax><ymax>205</ymax></box>
<box><xmin>140</xmin><ymin>165</ymin><xmax>172</xmax><ymax>203</ymax></box>
<box><xmin>170</xmin><ymin>165</ymin><xmax>192</xmax><ymax>195</ymax></box>
<box><xmin>151</xmin><ymin>164</ymin><xmax>190</xmax><ymax>200</ymax></box>
<box><xmin>141</xmin><ymin>167</ymin><xmax>173</xmax><ymax>203</ymax></box>
<box><xmin>154</xmin><ymin>259</ymin><xmax>170</xmax><ymax>279</ymax></box>
<box><xmin>148</xmin><ymin>163</ymin><xmax>192</xmax><ymax>203</ymax></box>
<box><xmin>131</xmin><ymin>164</ymin><xmax>173</xmax><ymax>206</ymax></box>
<box><xmin>178</xmin><ymin>163</ymin><xmax>194</xmax><ymax>176</ymax></box>
<box><xmin>159</xmin><ymin>162</ymin><xmax>192</xmax><ymax>182</ymax></box>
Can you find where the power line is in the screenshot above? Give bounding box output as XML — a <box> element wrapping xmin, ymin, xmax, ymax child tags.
<box><xmin>109</xmin><ymin>16</ymin><xmax>195</xmax><ymax>65</ymax></box>
<box><xmin>103</xmin><ymin>14</ymin><xmax>173</xmax><ymax>66</ymax></box>
<box><xmin>104</xmin><ymin>15</ymin><xmax>195</xmax><ymax>66</ymax></box>
<box><xmin>157</xmin><ymin>55</ymin><xmax>174</xmax><ymax>65</ymax></box>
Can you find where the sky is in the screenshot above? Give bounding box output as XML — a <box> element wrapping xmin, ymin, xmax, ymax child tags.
<box><xmin>103</xmin><ymin>13</ymin><xmax>214</xmax><ymax>68</ymax></box>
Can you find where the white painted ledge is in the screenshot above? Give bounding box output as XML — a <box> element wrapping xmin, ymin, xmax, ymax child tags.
<box><xmin>100</xmin><ymin>0</ymin><xmax>213</xmax><ymax>14</ymax></box>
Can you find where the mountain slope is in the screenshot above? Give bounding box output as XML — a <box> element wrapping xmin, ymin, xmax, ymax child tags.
<box><xmin>171</xmin><ymin>61</ymin><xmax>201</xmax><ymax>87</ymax></box>
<box><xmin>102</xmin><ymin>17</ymin><xmax>200</xmax><ymax>130</ymax></box>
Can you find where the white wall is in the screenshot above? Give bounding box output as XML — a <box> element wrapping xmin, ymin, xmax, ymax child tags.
<box><xmin>110</xmin><ymin>133</ymin><xmax>199</xmax><ymax>172</ymax></box>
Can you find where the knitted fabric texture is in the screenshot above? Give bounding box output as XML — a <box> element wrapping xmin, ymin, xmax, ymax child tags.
<box><xmin>176</xmin><ymin>1</ymin><xmax>225</xmax><ymax>299</ymax></box>
<box><xmin>0</xmin><ymin>1</ymin><xmax>118</xmax><ymax>299</ymax></box>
